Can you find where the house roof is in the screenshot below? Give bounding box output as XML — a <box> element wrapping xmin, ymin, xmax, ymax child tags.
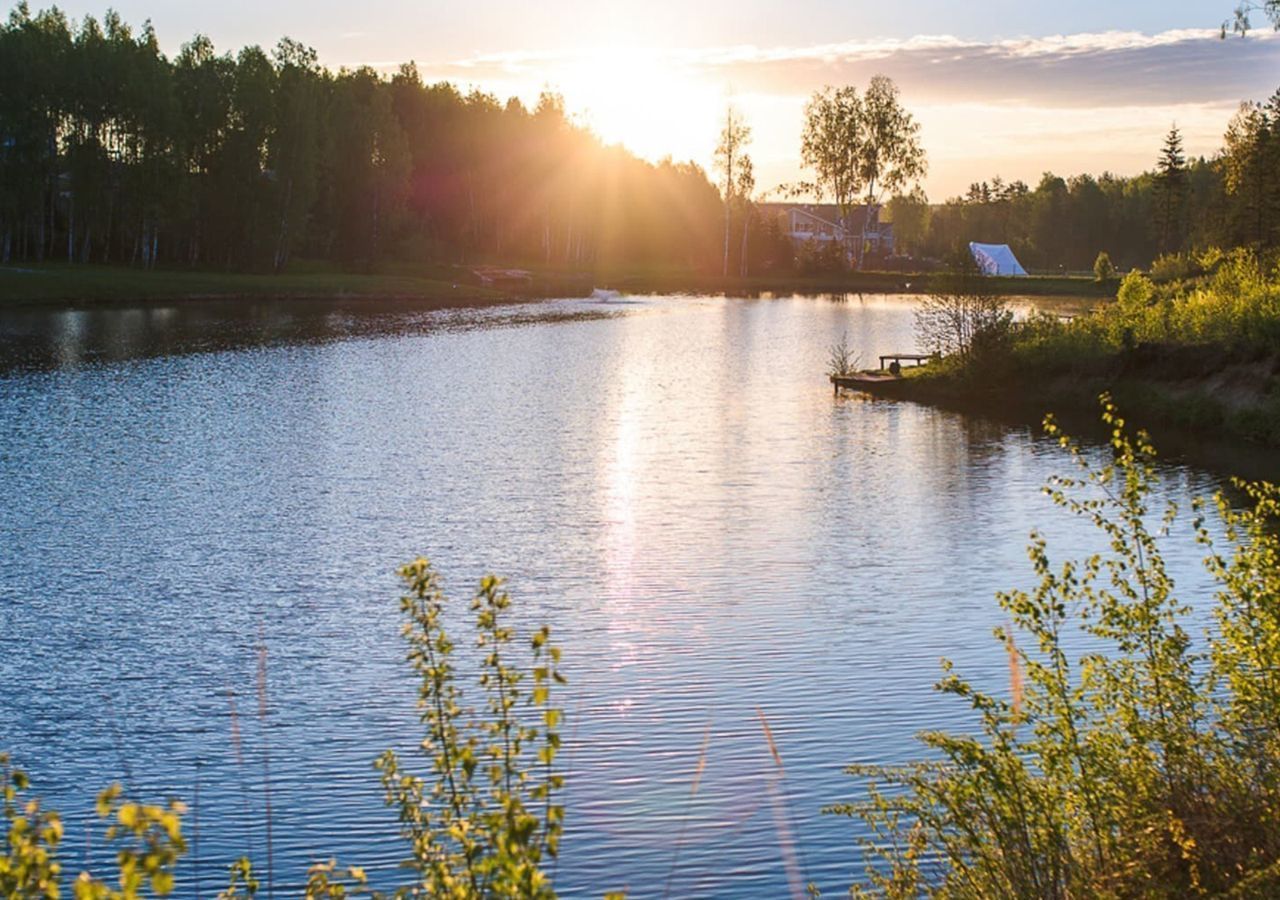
<box><xmin>757</xmin><ymin>202</ymin><xmax>884</xmax><ymax>231</ymax></box>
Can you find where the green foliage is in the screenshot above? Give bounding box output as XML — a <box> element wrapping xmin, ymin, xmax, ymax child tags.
<box><xmin>796</xmin><ymin>237</ymin><xmax>847</xmax><ymax>274</ymax></box>
<box><xmin>1220</xmin><ymin>91</ymin><xmax>1280</xmax><ymax>251</ymax></box>
<box><xmin>887</xmin><ymin>189</ymin><xmax>931</xmax><ymax>257</ymax></box>
<box><xmin>216</xmin><ymin>858</ymin><xmax>259</xmax><ymax>898</ymax></box>
<box><xmin>1155</xmin><ymin>125</ymin><xmax>1188</xmax><ymax>254</ymax></box>
<box><xmin>996</xmin><ymin>250</ymin><xmax>1280</xmax><ymax>383</ymax></box>
<box><xmin>1093</xmin><ymin>251</ymin><xmax>1117</xmax><ymax>283</ymax></box>
<box><xmin>1226</xmin><ymin>2</ymin><xmax>1280</xmax><ymax>39</ymax></box>
<box><xmin>835</xmin><ymin>396</ymin><xmax>1280</xmax><ymax>897</ymax></box>
<box><xmin>2</xmin><ymin>754</ymin><xmax>64</xmax><ymax>898</ymax></box>
<box><xmin>2</xmin><ymin>754</ymin><xmax>187</xmax><ymax>900</ymax></box>
<box><xmin>375</xmin><ymin>560</ymin><xmax>566</xmax><ymax>899</ymax></box>
<box><xmin>1150</xmin><ymin>252</ymin><xmax>1203</xmax><ymax>284</ymax></box>
<box><xmin>301</xmin><ymin>860</ymin><xmax>370</xmax><ymax>898</ymax></box>
<box><xmin>1105</xmin><ymin>251</ymin><xmax>1280</xmax><ymax>348</ymax></box>
<box><xmin>714</xmin><ymin>105</ymin><xmax>752</xmax><ymax>277</ymax></box>
<box><xmin>800</xmin><ymin>76</ymin><xmax>926</xmax><ymax>268</ymax></box>
<box><xmin>2</xmin><ymin>560</ymin><xmax>566</xmax><ymax>900</ymax></box>
<box><xmin>75</xmin><ymin>786</ymin><xmax>188</xmax><ymax>899</ymax></box>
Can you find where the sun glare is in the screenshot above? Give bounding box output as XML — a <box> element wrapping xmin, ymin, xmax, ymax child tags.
<box><xmin>555</xmin><ymin>46</ymin><xmax>721</xmax><ymax>166</ymax></box>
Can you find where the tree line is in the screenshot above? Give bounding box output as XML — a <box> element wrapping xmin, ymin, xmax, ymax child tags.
<box><xmin>3</xmin><ymin>2</ymin><xmax>1277</xmax><ymax>279</ymax></box>
<box><xmin>0</xmin><ymin>4</ymin><xmax>724</xmax><ymax>272</ymax></box>
<box><xmin>887</xmin><ymin>95</ymin><xmax>1280</xmax><ymax>273</ymax></box>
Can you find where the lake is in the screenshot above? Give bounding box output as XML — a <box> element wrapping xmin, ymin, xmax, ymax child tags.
<box><xmin>0</xmin><ymin>292</ymin><xmax>1257</xmax><ymax>897</ymax></box>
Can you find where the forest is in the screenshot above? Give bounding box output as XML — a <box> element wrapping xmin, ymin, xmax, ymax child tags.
<box><xmin>2</xmin><ymin>3</ymin><xmax>1278</xmax><ymax>278</ymax></box>
<box><xmin>888</xmin><ymin>102</ymin><xmax>1280</xmax><ymax>273</ymax></box>
<box><xmin>0</xmin><ymin>4</ymin><xmax>724</xmax><ymax>273</ymax></box>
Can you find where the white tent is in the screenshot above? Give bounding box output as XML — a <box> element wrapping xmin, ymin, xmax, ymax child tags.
<box><xmin>969</xmin><ymin>242</ymin><xmax>1028</xmax><ymax>277</ymax></box>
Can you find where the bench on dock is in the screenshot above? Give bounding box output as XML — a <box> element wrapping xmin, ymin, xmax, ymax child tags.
<box><xmin>878</xmin><ymin>353</ymin><xmax>932</xmax><ymax>372</ymax></box>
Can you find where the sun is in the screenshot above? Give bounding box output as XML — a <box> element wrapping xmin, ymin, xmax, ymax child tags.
<box><xmin>552</xmin><ymin>46</ymin><xmax>721</xmax><ymax>166</ymax></box>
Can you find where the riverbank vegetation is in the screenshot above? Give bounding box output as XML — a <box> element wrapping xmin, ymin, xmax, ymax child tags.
<box><xmin>0</xmin><ymin>259</ymin><xmax>1112</xmax><ymax>306</ymax></box>
<box><xmin>890</xmin><ymin>249</ymin><xmax>1280</xmax><ymax>446</ymax></box>
<box><xmin>837</xmin><ymin>399</ymin><xmax>1280</xmax><ymax>898</ymax></box>
<box><xmin>0</xmin><ymin>261</ymin><xmax>510</xmax><ymax>304</ymax></box>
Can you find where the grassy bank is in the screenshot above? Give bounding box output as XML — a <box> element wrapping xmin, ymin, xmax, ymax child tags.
<box><xmin>592</xmin><ymin>267</ymin><xmax>1110</xmax><ymax>299</ymax></box>
<box><xmin>0</xmin><ymin>260</ymin><xmax>1110</xmax><ymax>307</ymax></box>
<box><xmin>0</xmin><ymin>262</ymin><xmax>511</xmax><ymax>306</ymax></box>
<box><xmin>845</xmin><ymin>251</ymin><xmax>1280</xmax><ymax>448</ymax></box>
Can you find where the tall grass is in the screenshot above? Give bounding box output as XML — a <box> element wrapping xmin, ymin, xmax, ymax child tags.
<box><xmin>757</xmin><ymin>708</ymin><xmax>808</xmax><ymax>900</ymax></box>
<box><xmin>255</xmin><ymin>634</ymin><xmax>275</xmax><ymax>900</ymax></box>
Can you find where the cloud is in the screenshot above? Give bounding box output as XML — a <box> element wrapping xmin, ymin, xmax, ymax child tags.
<box><xmin>426</xmin><ymin>29</ymin><xmax>1280</xmax><ymax>109</ymax></box>
<box><xmin>414</xmin><ymin>29</ymin><xmax>1280</xmax><ymax>197</ymax></box>
<box><xmin>695</xmin><ymin>29</ymin><xmax>1279</xmax><ymax>107</ymax></box>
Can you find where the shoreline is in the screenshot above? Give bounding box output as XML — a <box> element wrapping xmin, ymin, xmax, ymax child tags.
<box><xmin>833</xmin><ymin>350</ymin><xmax>1280</xmax><ymax>480</ymax></box>
<box><xmin>0</xmin><ymin>262</ymin><xmax>1113</xmax><ymax>307</ymax></box>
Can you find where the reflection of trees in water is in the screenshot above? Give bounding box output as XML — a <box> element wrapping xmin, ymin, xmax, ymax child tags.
<box><xmin>0</xmin><ymin>301</ymin><xmax>624</xmax><ymax>372</ymax></box>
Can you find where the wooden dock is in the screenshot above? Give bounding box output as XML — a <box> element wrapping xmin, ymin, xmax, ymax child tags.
<box><xmin>831</xmin><ymin>352</ymin><xmax>935</xmax><ymax>395</ymax></box>
<box><xmin>831</xmin><ymin>371</ymin><xmax>901</xmax><ymax>394</ymax></box>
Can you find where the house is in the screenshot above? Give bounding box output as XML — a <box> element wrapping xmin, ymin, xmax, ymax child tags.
<box><xmin>758</xmin><ymin>202</ymin><xmax>895</xmax><ymax>261</ymax></box>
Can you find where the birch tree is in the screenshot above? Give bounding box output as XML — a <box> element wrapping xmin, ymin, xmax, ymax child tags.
<box><xmin>801</xmin><ymin>76</ymin><xmax>925</xmax><ymax>268</ymax></box>
<box><xmin>269</xmin><ymin>38</ymin><xmax>323</xmax><ymax>272</ymax></box>
<box><xmin>800</xmin><ymin>84</ymin><xmax>864</xmax><ymax>260</ymax></box>
<box><xmin>856</xmin><ymin>75</ymin><xmax>925</xmax><ymax>266</ymax></box>
<box><xmin>714</xmin><ymin>104</ymin><xmax>750</xmax><ymax>277</ymax></box>
<box><xmin>737</xmin><ymin>153</ymin><xmax>755</xmax><ymax>276</ymax></box>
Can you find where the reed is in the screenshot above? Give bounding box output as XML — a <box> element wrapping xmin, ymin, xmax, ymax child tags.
<box><xmin>1005</xmin><ymin>625</ymin><xmax>1024</xmax><ymax>719</ymax></box>
<box><xmin>255</xmin><ymin>634</ymin><xmax>275</xmax><ymax>900</ymax></box>
<box><xmin>757</xmin><ymin>707</ymin><xmax>808</xmax><ymax>900</ymax></box>
<box><xmin>662</xmin><ymin>721</ymin><xmax>713</xmax><ymax>899</ymax></box>
<box><xmin>226</xmin><ymin>687</ymin><xmax>259</xmax><ymax>863</ymax></box>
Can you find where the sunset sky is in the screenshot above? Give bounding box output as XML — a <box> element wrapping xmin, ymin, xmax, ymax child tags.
<box><xmin>49</xmin><ymin>1</ymin><xmax>1280</xmax><ymax>199</ymax></box>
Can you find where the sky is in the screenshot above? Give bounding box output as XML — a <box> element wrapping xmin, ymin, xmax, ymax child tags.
<box><xmin>43</xmin><ymin>1</ymin><xmax>1280</xmax><ymax>198</ymax></box>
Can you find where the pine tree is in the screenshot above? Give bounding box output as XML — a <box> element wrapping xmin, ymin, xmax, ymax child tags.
<box><xmin>1154</xmin><ymin>124</ymin><xmax>1187</xmax><ymax>253</ymax></box>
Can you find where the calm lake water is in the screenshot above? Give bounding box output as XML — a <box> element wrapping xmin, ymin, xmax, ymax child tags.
<box><xmin>0</xmin><ymin>293</ymin><xmax>1261</xmax><ymax>897</ymax></box>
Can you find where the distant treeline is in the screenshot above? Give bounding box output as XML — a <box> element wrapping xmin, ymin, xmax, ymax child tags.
<box><xmin>0</xmin><ymin>4</ymin><xmax>724</xmax><ymax>272</ymax></box>
<box><xmin>4</xmin><ymin>4</ymin><xmax>1278</xmax><ymax>278</ymax></box>
<box><xmin>889</xmin><ymin>95</ymin><xmax>1280</xmax><ymax>272</ymax></box>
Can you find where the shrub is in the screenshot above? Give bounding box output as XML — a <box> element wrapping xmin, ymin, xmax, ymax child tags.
<box><xmin>797</xmin><ymin>237</ymin><xmax>847</xmax><ymax>274</ymax></box>
<box><xmin>915</xmin><ymin>256</ymin><xmax>1013</xmax><ymax>372</ymax></box>
<box><xmin>1149</xmin><ymin>252</ymin><xmax>1202</xmax><ymax>284</ymax></box>
<box><xmin>374</xmin><ymin>562</ymin><xmax>566</xmax><ymax>899</ymax></box>
<box><xmin>834</xmin><ymin>396</ymin><xmax>1280</xmax><ymax>898</ymax></box>
<box><xmin>2</xmin><ymin>761</ymin><xmax>189</xmax><ymax>899</ymax></box>
<box><xmin>1093</xmin><ymin>251</ymin><xmax>1117</xmax><ymax>283</ymax></box>
<box><xmin>828</xmin><ymin>331</ymin><xmax>860</xmax><ymax>376</ymax></box>
<box><xmin>999</xmin><ymin>249</ymin><xmax>1280</xmax><ymax>370</ymax></box>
